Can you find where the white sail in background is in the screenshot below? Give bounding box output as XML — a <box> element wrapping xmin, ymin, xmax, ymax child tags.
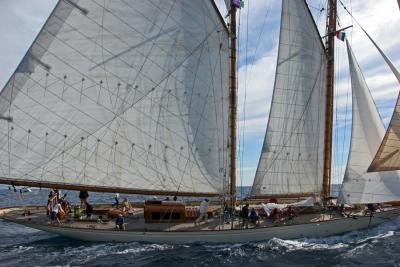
<box><xmin>251</xmin><ymin>0</ymin><xmax>327</xmax><ymax>197</ymax></box>
<box><xmin>339</xmin><ymin>40</ymin><xmax>400</xmax><ymax>204</ymax></box>
<box><xmin>0</xmin><ymin>0</ymin><xmax>230</xmax><ymax>195</ymax></box>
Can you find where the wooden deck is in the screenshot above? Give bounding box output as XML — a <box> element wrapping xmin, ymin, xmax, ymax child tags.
<box><xmin>0</xmin><ymin>204</ymin><xmax>344</xmax><ymax>233</ymax></box>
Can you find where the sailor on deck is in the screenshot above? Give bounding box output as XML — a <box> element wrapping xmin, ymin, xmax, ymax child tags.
<box><xmin>112</xmin><ymin>193</ymin><xmax>120</xmax><ymax>208</ymax></box>
<box><xmin>115</xmin><ymin>214</ymin><xmax>125</xmax><ymax>230</ymax></box>
<box><xmin>122</xmin><ymin>197</ymin><xmax>134</xmax><ymax>215</ymax></box>
<box><xmin>79</xmin><ymin>190</ymin><xmax>89</xmax><ymax>207</ymax></box>
<box><xmin>241</xmin><ymin>204</ymin><xmax>250</xmax><ymax>229</ymax></box>
<box><xmin>195</xmin><ymin>199</ymin><xmax>209</xmax><ymax>226</ymax></box>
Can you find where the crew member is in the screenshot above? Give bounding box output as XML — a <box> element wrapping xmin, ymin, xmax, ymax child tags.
<box><xmin>241</xmin><ymin>204</ymin><xmax>250</xmax><ymax>229</ymax></box>
<box><xmin>79</xmin><ymin>190</ymin><xmax>89</xmax><ymax>207</ymax></box>
<box><xmin>115</xmin><ymin>214</ymin><xmax>125</xmax><ymax>230</ymax></box>
<box><xmin>195</xmin><ymin>199</ymin><xmax>209</xmax><ymax>226</ymax></box>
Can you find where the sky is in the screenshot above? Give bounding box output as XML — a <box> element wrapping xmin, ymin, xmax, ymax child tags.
<box><xmin>0</xmin><ymin>0</ymin><xmax>399</xmax><ymax>188</ymax></box>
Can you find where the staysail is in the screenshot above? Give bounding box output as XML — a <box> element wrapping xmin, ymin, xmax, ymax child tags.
<box><xmin>364</xmin><ymin>30</ymin><xmax>400</xmax><ymax>172</ymax></box>
<box><xmin>0</xmin><ymin>0</ymin><xmax>230</xmax><ymax>196</ymax></box>
<box><xmin>251</xmin><ymin>0</ymin><xmax>327</xmax><ymax>197</ymax></box>
<box><xmin>338</xmin><ymin>40</ymin><xmax>400</xmax><ymax>204</ymax></box>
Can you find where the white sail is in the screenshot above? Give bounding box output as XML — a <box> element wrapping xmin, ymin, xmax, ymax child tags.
<box><xmin>251</xmin><ymin>0</ymin><xmax>327</xmax><ymax>197</ymax></box>
<box><xmin>338</xmin><ymin>40</ymin><xmax>400</xmax><ymax>204</ymax></box>
<box><xmin>363</xmin><ymin>28</ymin><xmax>400</xmax><ymax>172</ymax></box>
<box><xmin>224</xmin><ymin>0</ymin><xmax>230</xmax><ymax>9</ymax></box>
<box><xmin>0</xmin><ymin>0</ymin><xmax>230</xmax><ymax>195</ymax></box>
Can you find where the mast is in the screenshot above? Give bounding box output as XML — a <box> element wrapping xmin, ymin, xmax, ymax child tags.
<box><xmin>229</xmin><ymin>3</ymin><xmax>237</xmax><ymax>208</ymax></box>
<box><xmin>322</xmin><ymin>0</ymin><xmax>337</xmax><ymax>201</ymax></box>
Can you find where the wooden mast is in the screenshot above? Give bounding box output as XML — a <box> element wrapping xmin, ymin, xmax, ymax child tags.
<box><xmin>229</xmin><ymin>3</ymin><xmax>238</xmax><ymax>208</ymax></box>
<box><xmin>322</xmin><ymin>0</ymin><xmax>337</xmax><ymax>201</ymax></box>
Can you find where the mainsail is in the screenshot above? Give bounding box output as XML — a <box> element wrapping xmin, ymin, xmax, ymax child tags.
<box><xmin>0</xmin><ymin>0</ymin><xmax>230</xmax><ymax>196</ymax></box>
<box><xmin>251</xmin><ymin>0</ymin><xmax>327</xmax><ymax>197</ymax></box>
<box><xmin>338</xmin><ymin>40</ymin><xmax>400</xmax><ymax>204</ymax></box>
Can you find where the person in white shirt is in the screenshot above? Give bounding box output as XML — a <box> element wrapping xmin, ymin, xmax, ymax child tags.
<box><xmin>51</xmin><ymin>203</ymin><xmax>61</xmax><ymax>224</ymax></box>
<box><xmin>195</xmin><ymin>199</ymin><xmax>209</xmax><ymax>226</ymax></box>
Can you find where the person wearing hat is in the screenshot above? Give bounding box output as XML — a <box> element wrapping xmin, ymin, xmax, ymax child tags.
<box><xmin>195</xmin><ymin>198</ymin><xmax>209</xmax><ymax>226</ymax></box>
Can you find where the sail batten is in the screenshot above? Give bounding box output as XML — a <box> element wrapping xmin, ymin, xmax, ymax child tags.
<box><xmin>338</xmin><ymin>40</ymin><xmax>400</xmax><ymax>204</ymax></box>
<box><xmin>250</xmin><ymin>0</ymin><xmax>327</xmax><ymax>197</ymax></box>
<box><xmin>0</xmin><ymin>0</ymin><xmax>230</xmax><ymax>195</ymax></box>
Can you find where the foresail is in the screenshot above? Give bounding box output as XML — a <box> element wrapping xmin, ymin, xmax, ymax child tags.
<box><xmin>365</xmin><ymin>30</ymin><xmax>400</xmax><ymax>172</ymax></box>
<box><xmin>251</xmin><ymin>0</ymin><xmax>327</xmax><ymax>197</ymax></box>
<box><xmin>338</xmin><ymin>41</ymin><xmax>400</xmax><ymax>204</ymax></box>
<box><xmin>0</xmin><ymin>0</ymin><xmax>230</xmax><ymax>196</ymax></box>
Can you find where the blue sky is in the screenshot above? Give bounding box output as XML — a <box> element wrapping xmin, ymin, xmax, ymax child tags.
<box><xmin>0</xmin><ymin>0</ymin><xmax>399</xmax><ymax>188</ymax></box>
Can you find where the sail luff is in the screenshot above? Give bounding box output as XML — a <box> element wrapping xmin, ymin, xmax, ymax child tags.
<box><xmin>210</xmin><ymin>0</ymin><xmax>229</xmax><ymax>33</ymax></box>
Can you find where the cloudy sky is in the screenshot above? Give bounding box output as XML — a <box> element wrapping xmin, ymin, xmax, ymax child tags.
<box><xmin>0</xmin><ymin>0</ymin><xmax>399</xmax><ymax>188</ymax></box>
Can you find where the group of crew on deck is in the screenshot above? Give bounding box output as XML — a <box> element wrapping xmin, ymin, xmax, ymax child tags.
<box><xmin>46</xmin><ymin>189</ymin><xmax>71</xmax><ymax>224</ymax></box>
<box><xmin>46</xmin><ymin>189</ymin><xmax>132</xmax><ymax>229</ymax></box>
<box><xmin>45</xmin><ymin>189</ymin><xmax>264</xmax><ymax>230</ymax></box>
<box><xmin>44</xmin><ymin>192</ymin><xmax>382</xmax><ymax>230</ymax></box>
<box><xmin>193</xmin><ymin>199</ymin><xmax>260</xmax><ymax>228</ymax></box>
<box><xmin>239</xmin><ymin>204</ymin><xmax>261</xmax><ymax>228</ymax></box>
<box><xmin>111</xmin><ymin>193</ymin><xmax>135</xmax><ymax>230</ymax></box>
<box><xmin>46</xmin><ymin>189</ymin><xmax>93</xmax><ymax>224</ymax></box>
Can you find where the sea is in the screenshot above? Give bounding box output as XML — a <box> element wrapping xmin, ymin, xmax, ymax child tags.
<box><xmin>0</xmin><ymin>186</ymin><xmax>399</xmax><ymax>267</ymax></box>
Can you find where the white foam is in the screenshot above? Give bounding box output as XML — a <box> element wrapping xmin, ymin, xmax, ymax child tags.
<box><xmin>115</xmin><ymin>244</ymin><xmax>174</xmax><ymax>255</ymax></box>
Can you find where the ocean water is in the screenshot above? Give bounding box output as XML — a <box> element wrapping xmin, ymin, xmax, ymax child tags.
<box><xmin>0</xmin><ymin>187</ymin><xmax>399</xmax><ymax>267</ymax></box>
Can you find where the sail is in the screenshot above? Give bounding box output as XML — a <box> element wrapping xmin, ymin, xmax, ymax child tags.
<box><xmin>224</xmin><ymin>0</ymin><xmax>230</xmax><ymax>9</ymax></box>
<box><xmin>338</xmin><ymin>40</ymin><xmax>400</xmax><ymax>204</ymax></box>
<box><xmin>0</xmin><ymin>0</ymin><xmax>230</xmax><ymax>196</ymax></box>
<box><xmin>251</xmin><ymin>0</ymin><xmax>327</xmax><ymax>197</ymax></box>
<box><xmin>364</xmin><ymin>30</ymin><xmax>400</xmax><ymax>172</ymax></box>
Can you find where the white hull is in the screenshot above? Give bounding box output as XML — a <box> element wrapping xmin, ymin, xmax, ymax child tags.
<box><xmin>6</xmin><ymin>209</ymin><xmax>400</xmax><ymax>244</ymax></box>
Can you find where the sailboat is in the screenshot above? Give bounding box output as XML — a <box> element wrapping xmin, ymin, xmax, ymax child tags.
<box><xmin>1</xmin><ymin>0</ymin><xmax>400</xmax><ymax>244</ymax></box>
